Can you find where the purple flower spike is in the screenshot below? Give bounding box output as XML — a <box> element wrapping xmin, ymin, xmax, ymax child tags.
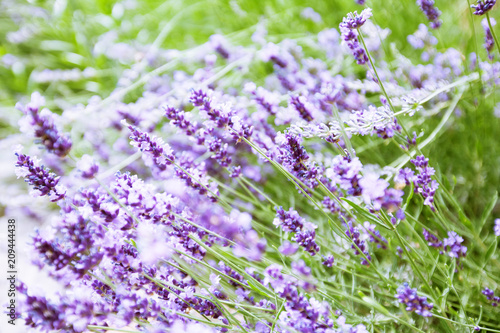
<box><xmin>410</xmin><ymin>155</ymin><xmax>439</xmax><ymax>210</ymax></box>
<box><xmin>423</xmin><ymin>229</ymin><xmax>443</xmax><ymax>248</ymax></box>
<box><xmin>482</xmin><ymin>287</ymin><xmax>499</xmax><ymax>306</ymax></box>
<box><xmin>15</xmin><ymin>148</ymin><xmax>66</xmax><ymax>201</ymax></box>
<box><xmin>294</xmin><ymin>229</ymin><xmax>320</xmax><ymax>256</ymax></box>
<box><xmin>416</xmin><ymin>0</ymin><xmax>442</xmax><ymax>29</ymax></box>
<box><xmin>274</xmin><ymin>207</ymin><xmax>320</xmax><ymax>256</ymax></box>
<box><xmin>345</xmin><ymin>221</ymin><xmax>372</xmax><ymax>265</ymax></box>
<box><xmin>396</xmin><ymin>283</ymin><xmax>433</xmax><ymax>317</ymax></box>
<box><xmin>124</xmin><ymin>120</ymin><xmax>175</xmax><ymax>173</ymax></box>
<box><xmin>274</xmin><ymin>206</ymin><xmax>305</xmax><ymax>233</ymax></box>
<box><xmin>290</xmin><ymin>95</ymin><xmax>314</xmax><ymax>121</ymax></box>
<box><xmin>482</xmin><ymin>17</ymin><xmax>497</xmax><ymax>60</ymax></box>
<box><xmin>164</xmin><ymin>105</ymin><xmax>197</xmax><ymax>136</ymax></box>
<box><xmin>471</xmin><ymin>0</ymin><xmax>496</xmax><ymax>15</ymax></box>
<box><xmin>339</xmin><ymin>9</ymin><xmax>373</xmax><ymax>65</ymax></box>
<box><xmin>322</xmin><ymin>255</ymin><xmax>335</xmax><ymax>267</ymax></box>
<box><xmin>16</xmin><ymin>92</ymin><xmax>72</xmax><ymax>157</ymax></box>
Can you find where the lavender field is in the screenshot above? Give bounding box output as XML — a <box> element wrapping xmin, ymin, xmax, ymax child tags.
<box><xmin>1</xmin><ymin>0</ymin><xmax>500</xmax><ymax>332</ymax></box>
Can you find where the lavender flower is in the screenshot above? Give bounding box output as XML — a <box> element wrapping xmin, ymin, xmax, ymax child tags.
<box><xmin>482</xmin><ymin>287</ymin><xmax>500</xmax><ymax>306</ymax></box>
<box><xmin>339</xmin><ymin>9</ymin><xmax>373</xmax><ymax>64</ymax></box>
<box><xmin>263</xmin><ymin>265</ymin><xmax>334</xmax><ymax>332</ymax></box>
<box><xmin>209</xmin><ymin>34</ymin><xmax>230</xmax><ymax>59</ymax></box>
<box><xmin>76</xmin><ymin>154</ymin><xmax>99</xmax><ymax>179</ymax></box>
<box><xmin>345</xmin><ymin>221</ymin><xmax>372</xmax><ymax>265</ymax></box>
<box><xmin>300</xmin><ymin>7</ymin><xmax>322</xmax><ymax>23</ymax></box>
<box><xmin>482</xmin><ymin>17</ymin><xmax>497</xmax><ymax>60</ymax></box>
<box><xmin>294</xmin><ymin>228</ymin><xmax>320</xmax><ymax>256</ymax></box>
<box><xmin>494</xmin><ymin>218</ymin><xmax>500</xmax><ymax>236</ymax></box>
<box><xmin>274</xmin><ymin>207</ymin><xmax>320</xmax><ymax>255</ymax></box>
<box><xmin>275</xmin><ymin>131</ymin><xmax>321</xmax><ymax>186</ymax></box>
<box><xmin>471</xmin><ymin>0</ymin><xmax>496</xmax><ymax>15</ymax></box>
<box><xmin>279</xmin><ymin>240</ymin><xmax>299</xmax><ymax>256</ymax></box>
<box><xmin>164</xmin><ymin>105</ymin><xmax>198</xmax><ymax>136</ymax></box>
<box><xmin>399</xmin><ymin>155</ymin><xmax>439</xmax><ymax>210</ymax></box>
<box><xmin>289</xmin><ymin>95</ymin><xmax>314</xmax><ymax>122</ymax></box>
<box><xmin>124</xmin><ymin>120</ymin><xmax>175</xmax><ymax>173</ymax></box>
<box><xmin>15</xmin><ymin>148</ymin><xmax>66</xmax><ymax>201</ymax></box>
<box><xmin>407</xmin><ymin>24</ymin><xmax>438</xmax><ymax>49</ymax></box>
<box><xmin>423</xmin><ymin>229</ymin><xmax>443</xmax><ymax>248</ymax></box>
<box><xmin>362</xmin><ymin>222</ymin><xmax>388</xmax><ymax>249</ymax></box>
<box><xmin>416</xmin><ymin>0</ymin><xmax>442</xmax><ymax>29</ymax></box>
<box><xmin>18</xmin><ymin>283</ymin><xmax>108</xmax><ymax>332</ymax></box>
<box><xmin>190</xmin><ymin>89</ymin><xmax>233</xmax><ymax>129</ymax></box>
<box><xmin>274</xmin><ymin>206</ymin><xmax>305</xmax><ymax>233</ymax></box>
<box><xmin>16</xmin><ymin>92</ymin><xmax>72</xmax><ymax>157</ymax></box>
<box><xmin>443</xmin><ymin>231</ymin><xmax>467</xmax><ymax>260</ymax></box>
<box><xmin>396</xmin><ymin>283</ymin><xmax>433</xmax><ymax>317</ymax></box>
<box><xmin>322</xmin><ymin>255</ymin><xmax>335</xmax><ymax>267</ymax></box>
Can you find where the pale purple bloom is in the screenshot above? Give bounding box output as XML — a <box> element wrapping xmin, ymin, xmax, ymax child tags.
<box><xmin>494</xmin><ymin>218</ymin><xmax>500</xmax><ymax>236</ymax></box>
<box><xmin>279</xmin><ymin>241</ymin><xmax>299</xmax><ymax>256</ymax></box>
<box><xmin>77</xmin><ymin>154</ymin><xmax>99</xmax><ymax>179</ymax></box>
<box><xmin>337</xmin><ymin>316</ymin><xmax>369</xmax><ymax>332</ymax></box>
<box><xmin>407</xmin><ymin>24</ymin><xmax>438</xmax><ymax>49</ymax></box>
<box><xmin>300</xmin><ymin>7</ymin><xmax>322</xmax><ymax>23</ymax></box>
<box><xmin>443</xmin><ymin>231</ymin><xmax>467</xmax><ymax>259</ymax></box>
<box><xmin>359</xmin><ymin>172</ymin><xmax>389</xmax><ymax>206</ymax></box>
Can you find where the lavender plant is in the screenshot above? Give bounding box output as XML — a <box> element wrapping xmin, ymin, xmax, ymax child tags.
<box><xmin>2</xmin><ymin>1</ymin><xmax>500</xmax><ymax>333</ymax></box>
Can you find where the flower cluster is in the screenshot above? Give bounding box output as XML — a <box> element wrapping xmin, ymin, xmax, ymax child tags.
<box><xmin>396</xmin><ymin>155</ymin><xmax>439</xmax><ymax>210</ymax></box>
<box><xmin>345</xmin><ymin>221</ymin><xmax>372</xmax><ymax>265</ymax></box>
<box><xmin>263</xmin><ymin>265</ymin><xmax>339</xmax><ymax>332</ymax></box>
<box><xmin>482</xmin><ymin>288</ymin><xmax>500</xmax><ymax>306</ymax></box>
<box><xmin>422</xmin><ymin>229</ymin><xmax>467</xmax><ymax>269</ymax></box>
<box><xmin>416</xmin><ymin>0</ymin><xmax>442</xmax><ymax>29</ymax></box>
<box><xmin>274</xmin><ymin>207</ymin><xmax>320</xmax><ymax>256</ymax></box>
<box><xmin>482</xmin><ymin>17</ymin><xmax>497</xmax><ymax>60</ymax></box>
<box><xmin>339</xmin><ymin>9</ymin><xmax>373</xmax><ymax>65</ymax></box>
<box><xmin>14</xmin><ymin>148</ymin><xmax>66</xmax><ymax>201</ymax></box>
<box><xmin>471</xmin><ymin>0</ymin><xmax>497</xmax><ymax>15</ymax></box>
<box><xmin>396</xmin><ymin>283</ymin><xmax>434</xmax><ymax>317</ymax></box>
<box><xmin>16</xmin><ymin>92</ymin><xmax>72</xmax><ymax>157</ymax></box>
